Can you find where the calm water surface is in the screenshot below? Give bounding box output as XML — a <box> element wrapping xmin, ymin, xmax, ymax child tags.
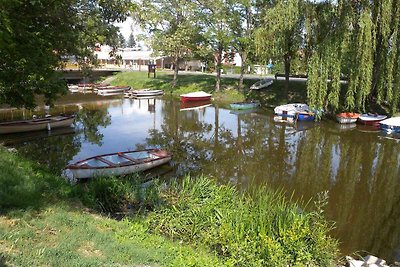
<box><xmin>1</xmin><ymin>95</ymin><xmax>400</xmax><ymax>261</ymax></box>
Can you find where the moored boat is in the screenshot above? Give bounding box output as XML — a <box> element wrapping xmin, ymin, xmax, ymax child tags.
<box><xmin>180</xmin><ymin>91</ymin><xmax>212</xmax><ymax>102</ymax></box>
<box><xmin>130</xmin><ymin>89</ymin><xmax>164</xmax><ymax>97</ymax></box>
<box><xmin>379</xmin><ymin>117</ymin><xmax>400</xmax><ymax>133</ymax></box>
<box><xmin>0</xmin><ymin>115</ymin><xmax>75</xmax><ymax>134</ymax></box>
<box><xmin>250</xmin><ymin>78</ymin><xmax>273</xmax><ymax>90</ymax></box>
<box><xmin>64</xmin><ymin>149</ymin><xmax>172</xmax><ymax>179</ymax></box>
<box><xmin>336</xmin><ymin>112</ymin><xmax>360</xmax><ymax>124</ymax></box>
<box><xmin>274</xmin><ymin>103</ymin><xmax>309</xmax><ymax>118</ymax></box>
<box><xmin>358</xmin><ymin>113</ymin><xmax>387</xmax><ymax>125</ymax></box>
<box><xmin>295</xmin><ymin>111</ymin><xmax>315</xmax><ymax>121</ymax></box>
<box><xmin>230</xmin><ymin>101</ymin><xmax>260</xmax><ymax>110</ymax></box>
<box><xmin>97</xmin><ymin>86</ymin><xmax>131</xmax><ymax>96</ymax></box>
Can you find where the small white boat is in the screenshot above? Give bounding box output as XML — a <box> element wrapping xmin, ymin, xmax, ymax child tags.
<box><xmin>336</xmin><ymin>112</ymin><xmax>360</xmax><ymax>124</ymax></box>
<box><xmin>250</xmin><ymin>78</ymin><xmax>274</xmax><ymax>90</ymax></box>
<box><xmin>68</xmin><ymin>85</ymin><xmax>79</xmax><ymax>93</ymax></box>
<box><xmin>97</xmin><ymin>86</ymin><xmax>131</xmax><ymax>96</ymax></box>
<box><xmin>274</xmin><ymin>103</ymin><xmax>309</xmax><ymax>118</ymax></box>
<box><xmin>130</xmin><ymin>89</ymin><xmax>164</xmax><ymax>97</ymax></box>
<box><xmin>358</xmin><ymin>113</ymin><xmax>387</xmax><ymax>125</ymax></box>
<box><xmin>64</xmin><ymin>149</ymin><xmax>172</xmax><ymax>179</ymax></box>
<box><xmin>379</xmin><ymin>117</ymin><xmax>400</xmax><ymax>133</ymax></box>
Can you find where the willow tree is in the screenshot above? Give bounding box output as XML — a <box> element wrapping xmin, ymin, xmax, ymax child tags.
<box><xmin>306</xmin><ymin>0</ymin><xmax>400</xmax><ymax>114</ymax></box>
<box><xmin>0</xmin><ymin>0</ymin><xmax>130</xmax><ymax>109</ymax></box>
<box><xmin>255</xmin><ymin>0</ymin><xmax>303</xmax><ymax>100</ymax></box>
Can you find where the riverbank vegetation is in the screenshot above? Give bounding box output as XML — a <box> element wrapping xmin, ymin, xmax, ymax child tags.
<box><xmin>0</xmin><ymin>147</ymin><xmax>338</xmax><ymax>266</ymax></box>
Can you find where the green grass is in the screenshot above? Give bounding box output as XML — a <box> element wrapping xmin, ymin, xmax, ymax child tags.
<box><xmin>0</xmin><ymin>147</ymin><xmax>339</xmax><ymax>266</ymax></box>
<box><xmin>0</xmin><ymin>147</ymin><xmax>223</xmax><ymax>266</ymax></box>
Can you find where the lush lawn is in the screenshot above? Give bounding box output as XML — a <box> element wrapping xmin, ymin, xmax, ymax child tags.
<box><xmin>0</xmin><ymin>147</ymin><xmax>222</xmax><ymax>267</ymax></box>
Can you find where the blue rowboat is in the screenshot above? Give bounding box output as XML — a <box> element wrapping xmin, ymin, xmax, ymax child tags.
<box><xmin>230</xmin><ymin>101</ymin><xmax>260</xmax><ymax>110</ymax></box>
<box><xmin>379</xmin><ymin>117</ymin><xmax>400</xmax><ymax>133</ymax></box>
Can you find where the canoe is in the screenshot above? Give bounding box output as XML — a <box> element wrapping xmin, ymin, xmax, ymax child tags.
<box><xmin>274</xmin><ymin>103</ymin><xmax>309</xmax><ymax>118</ymax></box>
<box><xmin>295</xmin><ymin>111</ymin><xmax>315</xmax><ymax>121</ymax></box>
<box><xmin>64</xmin><ymin>149</ymin><xmax>172</xmax><ymax>179</ymax></box>
<box><xmin>180</xmin><ymin>91</ymin><xmax>212</xmax><ymax>102</ymax></box>
<box><xmin>0</xmin><ymin>115</ymin><xmax>75</xmax><ymax>134</ymax></box>
<box><xmin>379</xmin><ymin>117</ymin><xmax>400</xmax><ymax>133</ymax></box>
<box><xmin>230</xmin><ymin>101</ymin><xmax>260</xmax><ymax>110</ymax></box>
<box><xmin>358</xmin><ymin>113</ymin><xmax>387</xmax><ymax>125</ymax></box>
<box><xmin>250</xmin><ymin>78</ymin><xmax>273</xmax><ymax>90</ymax></box>
<box><xmin>336</xmin><ymin>112</ymin><xmax>360</xmax><ymax>124</ymax></box>
<box><xmin>130</xmin><ymin>89</ymin><xmax>164</xmax><ymax>97</ymax></box>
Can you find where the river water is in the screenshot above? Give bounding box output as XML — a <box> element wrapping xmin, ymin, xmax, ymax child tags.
<box><xmin>1</xmin><ymin>95</ymin><xmax>400</xmax><ymax>261</ymax></box>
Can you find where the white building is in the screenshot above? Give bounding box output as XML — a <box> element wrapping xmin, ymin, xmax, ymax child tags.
<box><xmin>94</xmin><ymin>46</ymin><xmax>161</xmax><ymax>71</ymax></box>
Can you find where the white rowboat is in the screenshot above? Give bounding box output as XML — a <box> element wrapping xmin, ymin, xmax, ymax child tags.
<box><xmin>64</xmin><ymin>149</ymin><xmax>172</xmax><ymax>179</ymax></box>
<box><xmin>250</xmin><ymin>78</ymin><xmax>273</xmax><ymax>90</ymax></box>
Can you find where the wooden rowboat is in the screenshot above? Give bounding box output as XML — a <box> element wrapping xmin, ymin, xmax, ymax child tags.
<box><xmin>336</xmin><ymin>112</ymin><xmax>360</xmax><ymax>124</ymax></box>
<box><xmin>0</xmin><ymin>115</ymin><xmax>75</xmax><ymax>134</ymax></box>
<box><xmin>180</xmin><ymin>91</ymin><xmax>212</xmax><ymax>102</ymax></box>
<box><xmin>97</xmin><ymin>86</ymin><xmax>131</xmax><ymax>96</ymax></box>
<box><xmin>64</xmin><ymin>149</ymin><xmax>172</xmax><ymax>179</ymax></box>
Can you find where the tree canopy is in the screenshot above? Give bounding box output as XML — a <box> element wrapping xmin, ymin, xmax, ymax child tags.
<box><xmin>0</xmin><ymin>0</ymin><xmax>130</xmax><ymax>108</ymax></box>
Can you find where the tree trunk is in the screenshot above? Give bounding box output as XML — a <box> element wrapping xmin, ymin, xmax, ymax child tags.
<box><xmin>172</xmin><ymin>54</ymin><xmax>179</xmax><ymax>88</ymax></box>
<box><xmin>284</xmin><ymin>54</ymin><xmax>290</xmax><ymax>101</ymax></box>
<box><xmin>239</xmin><ymin>51</ymin><xmax>247</xmax><ymax>91</ymax></box>
<box><xmin>215</xmin><ymin>44</ymin><xmax>223</xmax><ymax>92</ymax></box>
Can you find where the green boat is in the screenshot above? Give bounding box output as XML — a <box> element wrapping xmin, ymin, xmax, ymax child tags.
<box><xmin>230</xmin><ymin>101</ymin><xmax>260</xmax><ymax>110</ymax></box>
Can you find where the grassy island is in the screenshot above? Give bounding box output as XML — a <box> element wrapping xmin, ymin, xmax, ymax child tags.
<box><xmin>0</xmin><ymin>147</ymin><xmax>338</xmax><ymax>266</ymax></box>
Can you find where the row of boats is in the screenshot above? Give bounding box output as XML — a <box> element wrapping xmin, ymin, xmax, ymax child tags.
<box><xmin>68</xmin><ymin>83</ymin><xmax>131</xmax><ymax>96</ymax></box>
<box><xmin>273</xmin><ymin>103</ymin><xmax>400</xmax><ymax>134</ymax></box>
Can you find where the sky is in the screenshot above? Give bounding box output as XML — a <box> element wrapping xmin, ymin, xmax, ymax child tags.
<box><xmin>114</xmin><ymin>17</ymin><xmax>144</xmax><ymax>40</ymax></box>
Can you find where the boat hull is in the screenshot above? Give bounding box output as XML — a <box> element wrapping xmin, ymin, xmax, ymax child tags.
<box><xmin>296</xmin><ymin>112</ymin><xmax>315</xmax><ymax>121</ymax></box>
<box><xmin>65</xmin><ymin>149</ymin><xmax>172</xmax><ymax>179</ymax></box>
<box><xmin>230</xmin><ymin>102</ymin><xmax>260</xmax><ymax>110</ymax></box>
<box><xmin>379</xmin><ymin>117</ymin><xmax>400</xmax><ymax>133</ymax></box>
<box><xmin>336</xmin><ymin>112</ymin><xmax>360</xmax><ymax>124</ymax></box>
<box><xmin>0</xmin><ymin>116</ymin><xmax>75</xmax><ymax>134</ymax></box>
<box><xmin>130</xmin><ymin>89</ymin><xmax>164</xmax><ymax>97</ymax></box>
<box><xmin>358</xmin><ymin>114</ymin><xmax>387</xmax><ymax>126</ymax></box>
<box><xmin>181</xmin><ymin>96</ymin><xmax>211</xmax><ymax>102</ymax></box>
<box><xmin>274</xmin><ymin>103</ymin><xmax>310</xmax><ymax>118</ymax></box>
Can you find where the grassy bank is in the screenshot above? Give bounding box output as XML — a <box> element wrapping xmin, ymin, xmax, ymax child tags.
<box><xmin>110</xmin><ymin>71</ymin><xmax>313</xmax><ymax>107</ymax></box>
<box><xmin>0</xmin><ymin>147</ymin><xmax>338</xmax><ymax>266</ymax></box>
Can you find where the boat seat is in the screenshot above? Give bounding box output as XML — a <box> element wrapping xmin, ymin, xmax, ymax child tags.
<box><xmin>117</xmin><ymin>152</ymin><xmax>140</xmax><ymax>163</ymax></box>
<box><xmin>95</xmin><ymin>157</ymin><xmax>117</xmax><ymax>166</ymax></box>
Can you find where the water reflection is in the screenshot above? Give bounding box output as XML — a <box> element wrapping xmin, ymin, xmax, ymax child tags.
<box><xmin>0</xmin><ymin>96</ymin><xmax>400</xmax><ymax>261</ymax></box>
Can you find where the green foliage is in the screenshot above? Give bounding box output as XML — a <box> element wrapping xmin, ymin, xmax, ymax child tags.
<box><xmin>147</xmin><ymin>176</ymin><xmax>339</xmax><ymax>266</ymax></box>
<box><xmin>0</xmin><ymin>0</ymin><xmax>131</xmax><ymax>108</ymax></box>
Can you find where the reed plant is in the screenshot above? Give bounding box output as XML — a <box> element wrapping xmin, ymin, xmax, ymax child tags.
<box><xmin>146</xmin><ymin>176</ymin><xmax>339</xmax><ymax>267</ymax></box>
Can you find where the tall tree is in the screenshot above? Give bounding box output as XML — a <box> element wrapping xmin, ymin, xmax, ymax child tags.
<box><xmin>255</xmin><ymin>0</ymin><xmax>303</xmax><ymax>100</ymax></box>
<box><xmin>134</xmin><ymin>0</ymin><xmax>199</xmax><ymax>87</ymax></box>
<box><xmin>195</xmin><ymin>0</ymin><xmax>233</xmax><ymax>92</ymax></box>
<box><xmin>228</xmin><ymin>0</ymin><xmax>256</xmax><ymax>90</ymax></box>
<box><xmin>0</xmin><ymin>0</ymin><xmax>130</xmax><ymax>109</ymax></box>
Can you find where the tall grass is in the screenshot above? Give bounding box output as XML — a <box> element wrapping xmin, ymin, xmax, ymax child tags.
<box><xmin>147</xmin><ymin>176</ymin><xmax>339</xmax><ymax>267</ymax></box>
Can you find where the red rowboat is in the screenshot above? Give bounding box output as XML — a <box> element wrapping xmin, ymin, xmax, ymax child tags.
<box><xmin>180</xmin><ymin>91</ymin><xmax>212</xmax><ymax>102</ymax></box>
